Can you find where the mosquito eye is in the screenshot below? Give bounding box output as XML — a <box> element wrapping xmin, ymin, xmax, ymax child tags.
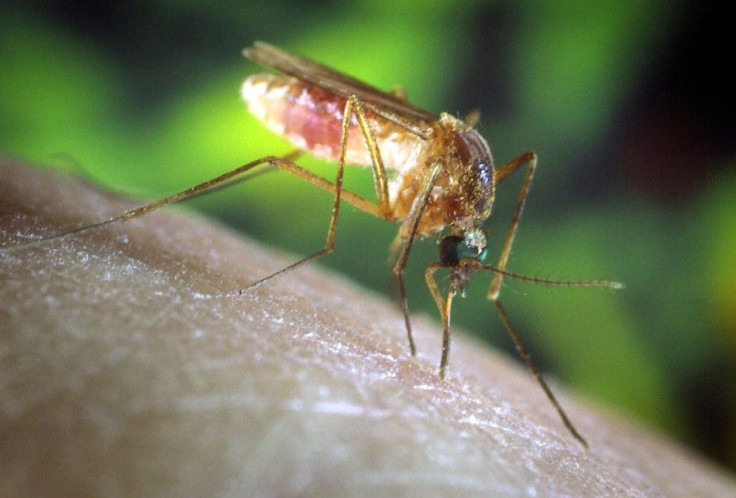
<box><xmin>438</xmin><ymin>230</ymin><xmax>487</xmax><ymax>266</ymax></box>
<box><xmin>438</xmin><ymin>235</ymin><xmax>463</xmax><ymax>265</ymax></box>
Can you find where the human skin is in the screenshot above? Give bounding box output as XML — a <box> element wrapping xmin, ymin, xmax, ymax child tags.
<box><xmin>1</xmin><ymin>158</ymin><xmax>734</xmax><ymax>496</ymax></box>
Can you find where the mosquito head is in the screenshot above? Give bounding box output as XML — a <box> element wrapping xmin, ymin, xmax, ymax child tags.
<box><xmin>438</xmin><ymin>227</ymin><xmax>488</xmax><ymax>267</ymax></box>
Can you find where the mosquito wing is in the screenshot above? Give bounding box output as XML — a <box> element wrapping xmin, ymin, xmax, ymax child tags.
<box><xmin>243</xmin><ymin>42</ymin><xmax>438</xmax><ymax>138</ymax></box>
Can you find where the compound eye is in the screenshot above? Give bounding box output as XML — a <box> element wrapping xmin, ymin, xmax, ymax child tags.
<box><xmin>438</xmin><ymin>235</ymin><xmax>464</xmax><ymax>266</ymax></box>
<box><xmin>438</xmin><ymin>228</ymin><xmax>487</xmax><ymax>266</ymax></box>
<box><xmin>463</xmin><ymin>227</ymin><xmax>488</xmax><ymax>260</ymax></box>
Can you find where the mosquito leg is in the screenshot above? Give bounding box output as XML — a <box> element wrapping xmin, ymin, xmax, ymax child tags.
<box><xmin>317</xmin><ymin>92</ymin><xmax>428</xmax><ymax>357</ymax></box>
<box><xmin>439</xmin><ymin>282</ymin><xmax>457</xmax><ymax>379</ymax></box>
<box><xmin>392</xmin><ymin>160</ymin><xmax>444</xmax><ymax>356</ymax></box>
<box><xmin>3</xmin><ymin>150</ymin><xmax>384</xmax><ymax>255</ymax></box>
<box><xmin>243</xmin><ymin>94</ymin><xmax>395</xmax><ymax>291</ymax></box>
<box><xmin>485</xmin><ymin>151</ymin><xmax>587</xmax><ymax>445</ymax></box>
<box><xmin>487</xmin><ymin>151</ymin><xmax>537</xmax><ymax>300</ymax></box>
<box><xmin>347</xmin><ymin>96</ymin><xmax>392</xmax><ymax>218</ymax></box>
<box><xmin>492</xmin><ymin>297</ymin><xmax>588</xmax><ymax>448</ymax></box>
<box><xmin>425</xmin><ymin>263</ymin><xmax>456</xmax><ymax>378</ymax></box>
<box><xmin>2</xmin><ymin>155</ymin><xmax>300</xmax><ymax>252</ymax></box>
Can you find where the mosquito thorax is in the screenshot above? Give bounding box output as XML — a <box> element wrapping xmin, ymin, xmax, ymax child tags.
<box><xmin>438</xmin><ymin>227</ymin><xmax>488</xmax><ymax>266</ymax></box>
<box><xmin>436</xmin><ymin>114</ymin><xmax>496</xmax><ymax>224</ymax></box>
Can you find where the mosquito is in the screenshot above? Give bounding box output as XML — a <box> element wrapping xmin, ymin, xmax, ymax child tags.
<box><xmin>3</xmin><ymin>42</ymin><xmax>622</xmax><ymax>447</ymax></box>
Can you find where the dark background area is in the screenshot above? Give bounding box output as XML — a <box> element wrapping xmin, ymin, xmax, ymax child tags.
<box><xmin>2</xmin><ymin>1</ymin><xmax>734</xmax><ymax>472</ymax></box>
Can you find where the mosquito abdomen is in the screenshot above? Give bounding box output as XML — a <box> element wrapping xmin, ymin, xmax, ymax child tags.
<box><xmin>242</xmin><ymin>74</ymin><xmax>426</xmax><ymax>174</ymax></box>
<box><xmin>242</xmin><ymin>74</ymin><xmax>367</xmax><ymax>164</ymax></box>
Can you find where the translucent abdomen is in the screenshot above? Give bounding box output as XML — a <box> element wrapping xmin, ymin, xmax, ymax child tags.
<box><xmin>242</xmin><ymin>74</ymin><xmax>425</xmax><ymax>175</ymax></box>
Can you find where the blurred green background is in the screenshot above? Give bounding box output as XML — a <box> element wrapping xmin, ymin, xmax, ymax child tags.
<box><xmin>2</xmin><ymin>0</ymin><xmax>734</xmax><ymax>471</ymax></box>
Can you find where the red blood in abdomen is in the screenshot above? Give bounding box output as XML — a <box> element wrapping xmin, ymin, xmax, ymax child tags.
<box><xmin>282</xmin><ymin>84</ymin><xmax>349</xmax><ymax>159</ymax></box>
